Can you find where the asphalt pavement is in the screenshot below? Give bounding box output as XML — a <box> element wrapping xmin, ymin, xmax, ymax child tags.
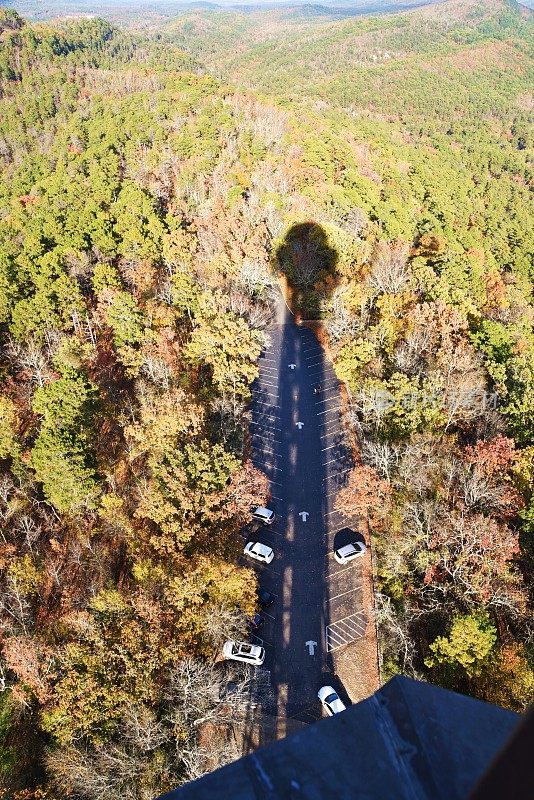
<box><xmin>244</xmin><ymin>299</ymin><xmax>367</xmax><ymax>723</ymax></box>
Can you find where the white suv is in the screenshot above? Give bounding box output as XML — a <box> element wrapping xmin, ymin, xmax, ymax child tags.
<box><xmin>244</xmin><ymin>541</ymin><xmax>275</xmax><ymax>564</ymax></box>
<box><xmin>251</xmin><ymin>506</ymin><xmax>275</xmax><ymax>525</ymax></box>
<box><xmin>333</xmin><ymin>541</ymin><xmax>366</xmax><ymax>565</ymax></box>
<box><xmin>223</xmin><ymin>640</ymin><xmax>265</xmax><ymax>665</ymax></box>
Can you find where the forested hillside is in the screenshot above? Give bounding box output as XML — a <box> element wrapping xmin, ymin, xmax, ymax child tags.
<box><xmin>0</xmin><ymin>1</ymin><xmax>532</xmax><ymax>797</ymax></box>
<box><xmin>171</xmin><ymin>0</ymin><xmax>534</xmax><ymax>719</ymax></box>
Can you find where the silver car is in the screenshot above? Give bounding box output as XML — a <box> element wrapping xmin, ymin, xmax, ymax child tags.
<box><xmin>251</xmin><ymin>506</ymin><xmax>275</xmax><ymax>525</ymax></box>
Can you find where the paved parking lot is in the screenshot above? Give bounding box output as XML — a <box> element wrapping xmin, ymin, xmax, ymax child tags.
<box><xmin>243</xmin><ymin>301</ymin><xmax>367</xmax><ymax>722</ymax></box>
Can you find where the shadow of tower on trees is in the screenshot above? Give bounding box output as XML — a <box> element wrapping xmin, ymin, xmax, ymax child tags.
<box><xmin>275</xmin><ymin>222</ymin><xmax>339</xmax><ymax>319</ymax></box>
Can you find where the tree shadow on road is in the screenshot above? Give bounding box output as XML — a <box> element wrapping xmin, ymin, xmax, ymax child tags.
<box><xmin>275</xmin><ymin>222</ymin><xmax>339</xmax><ymax>319</ymax></box>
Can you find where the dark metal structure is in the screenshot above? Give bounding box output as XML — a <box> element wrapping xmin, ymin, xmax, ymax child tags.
<box><xmin>157</xmin><ymin>676</ymin><xmax>532</xmax><ymax>800</ymax></box>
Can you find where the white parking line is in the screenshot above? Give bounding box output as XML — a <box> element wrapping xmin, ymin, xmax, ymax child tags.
<box><xmin>317</xmin><ymin>406</ymin><xmax>342</xmax><ymax>416</ymax></box>
<box><xmin>256</xmin><ymin>463</ymin><xmax>282</xmax><ymax>472</ymax></box>
<box><xmin>322</xmin><ymin>458</ymin><xmax>339</xmax><ymax>467</ymax></box>
<box><xmin>325</xmin><ymin>563</ymin><xmax>356</xmax><ymax>580</ymax></box>
<box><xmin>250</xmin><ymin>422</ymin><xmax>282</xmax><ymax>431</ymax></box>
<box><xmin>253</xmin><ymin>446</ymin><xmax>279</xmax><ymax>457</ymax></box>
<box><xmin>309</xmin><ymin>379</ymin><xmax>339</xmax><ymax>389</ymax></box>
<box><xmin>258</xmin><ymin>381</ymin><xmax>278</xmax><ymax>389</ymax></box>
<box><xmin>325</xmin><ymin>507</ymin><xmax>343</xmax><ymax>516</ymax></box>
<box><xmin>252</xmin><ymin>400</ymin><xmax>281</xmax><ymax>409</ymax></box>
<box><xmin>321</xmin><ymin>443</ymin><xmax>339</xmax><ymax>451</ymax></box>
<box><xmin>269</xmin><ymin>479</ymin><xmax>283</xmax><ymax>486</ymax></box>
<box><xmin>321</xmin><ymin>418</ymin><xmax>342</xmax><ymax>430</ymax></box>
<box><xmin>252</xmin><ymin>433</ymin><xmax>282</xmax><ymax>444</ymax></box>
<box><xmin>322</xmin><ymin>467</ymin><xmax>353</xmax><ymax>482</ymax></box>
<box><xmin>307</xmin><ymin>364</ymin><xmax>336</xmax><ymax>375</ymax></box>
<box><xmin>315</xmin><ymin>392</ymin><xmax>339</xmax><ymax>406</ymax></box>
<box><xmin>329</xmin><ymin>586</ymin><xmax>361</xmax><ymax>602</ymax></box>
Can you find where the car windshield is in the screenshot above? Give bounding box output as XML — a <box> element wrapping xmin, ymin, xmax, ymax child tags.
<box><xmin>325</xmin><ymin>693</ymin><xmax>338</xmax><ymax>704</ymax></box>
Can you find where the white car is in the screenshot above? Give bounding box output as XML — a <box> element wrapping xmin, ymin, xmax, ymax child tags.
<box><xmin>223</xmin><ymin>640</ymin><xmax>265</xmax><ymax>665</ymax></box>
<box><xmin>244</xmin><ymin>541</ymin><xmax>275</xmax><ymax>564</ymax></box>
<box><xmin>318</xmin><ymin>685</ymin><xmax>347</xmax><ymax>716</ymax></box>
<box><xmin>251</xmin><ymin>506</ymin><xmax>275</xmax><ymax>525</ymax></box>
<box><xmin>333</xmin><ymin>541</ymin><xmax>366</xmax><ymax>565</ymax></box>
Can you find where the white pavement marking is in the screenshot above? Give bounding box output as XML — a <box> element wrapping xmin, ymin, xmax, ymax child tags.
<box><xmin>329</xmin><ymin>585</ymin><xmax>361</xmax><ymax>602</ymax></box>
<box><xmin>317</xmin><ymin>406</ymin><xmax>342</xmax><ymax>416</ymax></box>
<box><xmin>327</xmin><ymin>628</ymin><xmax>346</xmax><ymax>644</ymax></box>
<box><xmin>321</xmin><ymin>421</ymin><xmax>342</xmax><ymax>433</ymax></box>
<box><xmin>252</xmin><ymin>433</ymin><xmax>282</xmax><ymax>444</ymax></box>
<box><xmin>258</xmin><ymin>381</ymin><xmax>278</xmax><ymax>389</ymax></box>
<box><xmin>253</xmin><ymin>400</ymin><xmax>281</xmax><ymax>409</ymax></box>
<box><xmin>307</xmin><ymin>364</ymin><xmax>335</xmax><ymax>375</ymax></box>
<box><xmin>299</xmin><ymin>511</ymin><xmax>309</xmax><ymax>522</ymax></box>
<box><xmin>325</xmin><ymin>507</ymin><xmax>343</xmax><ymax>516</ymax></box>
<box><xmin>253</xmin><ymin>445</ymin><xmax>279</xmax><ymax>456</ymax></box>
<box><xmin>321</xmin><ymin>443</ymin><xmax>339</xmax><ymax>451</ymax></box>
<box><xmin>250</xmin><ymin>423</ymin><xmax>282</xmax><ymax>432</ymax></box>
<box><xmin>314</xmin><ymin>392</ymin><xmax>340</xmax><ymax>405</ymax></box>
<box><xmin>325</xmin><ymin>563</ymin><xmax>357</xmax><ymax>580</ymax></box>
<box><xmin>253</xmin><ymin>385</ymin><xmax>278</xmax><ymax>394</ymax></box>
<box><xmin>326</xmin><ymin>611</ymin><xmax>367</xmax><ymax>652</ymax></box>
<box><xmin>296</xmin><ymin>421</ymin><xmax>304</xmax><ymax>429</ymax></box>
<box><xmin>322</xmin><ymin>467</ymin><xmax>353</xmax><ymax>482</ymax></box>
<box><xmin>305</xmin><ymin>640</ymin><xmax>318</xmax><ymax>655</ymax></box>
<box><xmin>309</xmin><ymin>379</ymin><xmax>339</xmax><ymax>389</ymax></box>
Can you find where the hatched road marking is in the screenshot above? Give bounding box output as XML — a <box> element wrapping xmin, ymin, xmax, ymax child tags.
<box><xmin>326</xmin><ymin>611</ymin><xmax>367</xmax><ymax>652</ymax></box>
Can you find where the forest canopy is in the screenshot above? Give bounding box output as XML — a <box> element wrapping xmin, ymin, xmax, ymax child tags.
<box><xmin>0</xmin><ymin>0</ymin><xmax>532</xmax><ymax>797</ymax></box>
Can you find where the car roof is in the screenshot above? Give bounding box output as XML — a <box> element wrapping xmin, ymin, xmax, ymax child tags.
<box><xmin>253</xmin><ymin>506</ymin><xmax>272</xmax><ymax>517</ymax></box>
<box><xmin>337</xmin><ymin>542</ymin><xmax>358</xmax><ymax>556</ymax></box>
<box><xmin>236</xmin><ymin>642</ymin><xmax>262</xmax><ymax>655</ymax></box>
<box><xmin>328</xmin><ymin>695</ymin><xmax>346</xmax><ymax>712</ymax></box>
<box><xmin>252</xmin><ymin>542</ymin><xmax>272</xmax><ymax>554</ymax></box>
